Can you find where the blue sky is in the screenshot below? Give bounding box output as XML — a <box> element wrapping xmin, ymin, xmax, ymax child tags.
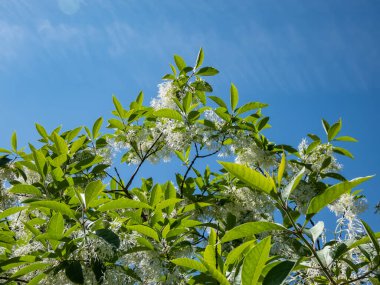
<box><xmin>0</xmin><ymin>0</ymin><xmax>379</xmax><ymax>230</ymax></box>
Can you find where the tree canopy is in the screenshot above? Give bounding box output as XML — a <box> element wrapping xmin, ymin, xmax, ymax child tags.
<box><xmin>0</xmin><ymin>50</ymin><xmax>379</xmax><ymax>284</ymax></box>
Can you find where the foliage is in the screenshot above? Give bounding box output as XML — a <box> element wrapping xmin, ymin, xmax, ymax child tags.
<box><xmin>0</xmin><ymin>49</ymin><xmax>379</xmax><ymax>284</ymax></box>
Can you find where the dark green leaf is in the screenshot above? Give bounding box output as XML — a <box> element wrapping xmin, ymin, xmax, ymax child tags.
<box><xmin>196</xmin><ymin>67</ymin><xmax>219</xmax><ymax>76</ymax></box>
<box><xmin>333</xmin><ymin>147</ymin><xmax>354</xmax><ymax>159</ymax></box>
<box><xmin>96</xmin><ymin>229</ymin><xmax>120</xmax><ymax>248</ymax></box>
<box><xmin>262</xmin><ymin>260</ymin><xmax>295</xmax><ymax>285</ymax></box>
<box><xmin>327</xmin><ymin>119</ymin><xmax>342</xmax><ymax>141</ymax></box>
<box><xmin>65</xmin><ymin>261</ymin><xmax>84</xmax><ymax>284</ymax></box>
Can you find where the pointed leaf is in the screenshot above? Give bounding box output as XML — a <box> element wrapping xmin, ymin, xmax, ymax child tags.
<box><xmin>65</xmin><ymin>261</ymin><xmax>84</xmax><ymax>284</ymax></box>
<box><xmin>171</xmin><ymin>258</ymin><xmax>206</xmax><ymax>272</ymax></box>
<box><xmin>174</xmin><ymin>54</ymin><xmax>186</xmax><ymax>71</ymax></box>
<box><xmin>219</xmin><ymin>161</ymin><xmax>275</xmax><ymax>196</ymax></box>
<box><xmin>29</xmin><ymin>201</ymin><xmax>75</xmax><ymax>219</ymax></box>
<box><xmin>154</xmin><ymin>109</ymin><xmax>183</xmax><ymax>121</ymax></box>
<box><xmin>306</xmin><ymin>176</ymin><xmax>373</xmax><ymax>220</ymax></box>
<box><xmin>196</xmin><ymin>66</ymin><xmax>219</xmax><ymax>76</ymax></box>
<box><xmin>85</xmin><ymin>180</ymin><xmax>105</xmax><ymax>208</ymax></box>
<box><xmin>262</xmin><ymin>260</ymin><xmax>295</xmax><ymax>285</ymax></box>
<box><xmin>225</xmin><ymin>240</ymin><xmax>256</xmax><ymax>267</ymax></box>
<box><xmin>98</xmin><ymin>198</ymin><xmax>152</xmax><ymax>211</ymax></box>
<box><xmin>282</xmin><ymin>167</ymin><xmax>305</xmax><ymax>201</ymax></box>
<box><xmin>96</xmin><ymin>228</ymin><xmax>120</xmax><ymax>248</ymax></box>
<box><xmin>11</xmin><ymin>132</ymin><xmax>17</xmax><ymax>151</ymax></box>
<box><xmin>242</xmin><ymin>236</ymin><xmax>271</xmax><ymax>285</ymax></box>
<box><xmin>92</xmin><ymin>117</ymin><xmax>103</xmax><ymax>138</ymax></box>
<box><xmin>127</xmin><ymin>225</ymin><xmax>159</xmax><ymax>241</ymax></box>
<box><xmin>9</xmin><ymin>185</ymin><xmax>42</xmax><ymax>197</ymax></box>
<box><xmin>195</xmin><ymin>48</ymin><xmax>204</xmax><ymax>69</ymax></box>
<box><xmin>361</xmin><ymin>220</ymin><xmax>380</xmax><ymax>254</ymax></box>
<box><xmin>277</xmin><ymin>152</ymin><xmax>286</xmax><ymax>186</ymax></box>
<box><xmin>309</xmin><ymin>221</ymin><xmax>324</xmax><ymax>244</ymax></box>
<box><xmin>236</xmin><ymin>102</ymin><xmax>268</xmax><ymax>115</ymax></box>
<box><xmin>221</xmin><ymin>222</ymin><xmax>288</xmax><ymax>243</ymax></box>
<box><xmin>327</xmin><ymin>119</ymin><xmax>342</xmax><ymax>141</ymax></box>
<box><xmin>230</xmin><ymin>83</ymin><xmax>239</xmax><ymax>111</ymax></box>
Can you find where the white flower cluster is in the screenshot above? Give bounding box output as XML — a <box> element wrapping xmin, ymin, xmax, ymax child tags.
<box><xmin>329</xmin><ymin>193</ymin><xmax>368</xmax><ymax>240</ymax></box>
<box><xmin>298</xmin><ymin>138</ymin><xmax>342</xmax><ymax>173</ymax></box>
<box><xmin>150</xmin><ymin>82</ymin><xmax>179</xmax><ymax>111</ymax></box>
<box><xmin>219</xmin><ymin>186</ymin><xmax>275</xmax><ymax>223</ymax></box>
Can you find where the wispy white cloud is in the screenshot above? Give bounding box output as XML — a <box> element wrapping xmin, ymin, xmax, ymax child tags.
<box><xmin>0</xmin><ymin>21</ymin><xmax>26</xmax><ymax>69</ymax></box>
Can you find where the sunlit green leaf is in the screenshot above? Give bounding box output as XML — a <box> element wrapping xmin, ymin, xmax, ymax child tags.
<box><xmin>219</xmin><ymin>161</ymin><xmax>275</xmax><ymax>196</ymax></box>
<box><xmin>242</xmin><ymin>236</ymin><xmax>271</xmax><ymax>285</ymax></box>
<box><xmin>306</xmin><ymin>176</ymin><xmax>373</xmax><ymax>220</ymax></box>
<box><xmin>221</xmin><ymin>222</ymin><xmax>288</xmax><ymax>243</ymax></box>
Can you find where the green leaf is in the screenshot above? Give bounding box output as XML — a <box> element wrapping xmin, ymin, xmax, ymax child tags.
<box><xmin>230</xmin><ymin>83</ymin><xmax>239</xmax><ymax>111</ymax></box>
<box><xmin>127</xmin><ymin>225</ymin><xmax>159</xmax><ymax>241</ymax></box>
<box><xmin>149</xmin><ymin>184</ymin><xmax>163</xmax><ymax>206</ymax></box>
<box><xmin>242</xmin><ymin>236</ymin><xmax>271</xmax><ymax>285</ymax></box>
<box><xmin>85</xmin><ymin>180</ymin><xmax>105</xmax><ymax>208</ymax></box>
<box><xmin>32</xmin><ymin>149</ymin><xmax>46</xmax><ymax>178</ymax></box>
<box><xmin>0</xmin><ymin>207</ymin><xmax>26</xmax><ymax>220</ymax></box>
<box><xmin>262</xmin><ymin>260</ymin><xmax>295</xmax><ymax>285</ymax></box>
<box><xmin>155</xmin><ymin>198</ymin><xmax>183</xmax><ymax>211</ymax></box>
<box><xmin>48</xmin><ymin>213</ymin><xmax>64</xmax><ymax>238</ymax></box>
<box><xmin>70</xmin><ymin>136</ymin><xmax>86</xmax><ymax>154</ymax></box>
<box><xmin>225</xmin><ymin>240</ymin><xmax>256</xmax><ymax>267</ymax></box>
<box><xmin>257</xmin><ymin>116</ymin><xmax>270</xmax><ymax>131</ymax></box>
<box><xmin>195</xmin><ymin>48</ymin><xmax>204</xmax><ymax>69</ymax></box>
<box><xmin>171</xmin><ymin>258</ymin><xmax>206</xmax><ymax>272</ymax></box>
<box><xmin>65</xmin><ymin>261</ymin><xmax>84</xmax><ymax>284</ymax></box>
<box><xmin>53</xmin><ymin>132</ymin><xmax>68</xmax><ymax>155</ymax></box>
<box><xmin>209</xmin><ymin>96</ymin><xmax>227</xmax><ymax>109</ymax></box>
<box><xmin>35</xmin><ymin>123</ymin><xmax>49</xmax><ymax>140</ymax></box>
<box><xmin>309</xmin><ymin>221</ymin><xmax>324</xmax><ymax>244</ymax></box>
<box><xmin>29</xmin><ymin>201</ymin><xmax>75</xmax><ymax>219</ymax></box>
<box><xmin>282</xmin><ymin>167</ymin><xmax>305</xmax><ymax>201</ymax></box>
<box><xmin>333</xmin><ymin>147</ymin><xmax>354</xmax><ymax>159</ymax></box>
<box><xmin>27</xmin><ymin>272</ymin><xmax>47</xmax><ymax>285</ymax></box>
<box><xmin>277</xmin><ymin>152</ymin><xmax>286</xmax><ymax>186</ymax></box>
<box><xmin>98</xmin><ymin>198</ymin><xmax>152</xmax><ymax>211</ymax></box>
<box><xmin>11</xmin><ymin>131</ymin><xmax>17</xmax><ymax>151</ymax></box>
<box><xmin>322</xmin><ymin>119</ymin><xmax>330</xmax><ymax>135</ymax></box>
<box><xmin>306</xmin><ymin>176</ymin><xmax>373</xmax><ymax>220</ymax></box>
<box><xmin>361</xmin><ymin>219</ymin><xmax>380</xmax><ymax>254</ymax></box>
<box><xmin>95</xmin><ymin>228</ymin><xmax>120</xmax><ymax>248</ymax></box>
<box><xmin>327</xmin><ymin>119</ymin><xmax>342</xmax><ymax>141</ymax></box>
<box><xmin>196</xmin><ymin>66</ymin><xmax>219</xmax><ymax>76</ymax></box>
<box><xmin>92</xmin><ymin>117</ymin><xmax>103</xmax><ymax>138</ymax></box>
<box><xmin>154</xmin><ymin>108</ymin><xmax>183</xmax><ymax>121</ymax></box>
<box><xmin>235</xmin><ymin>102</ymin><xmax>268</xmax><ymax>115</ymax></box>
<box><xmin>112</xmin><ymin>95</ymin><xmax>124</xmax><ymax>117</ymax></box>
<box><xmin>9</xmin><ymin>185</ymin><xmax>42</xmax><ymax>197</ymax></box>
<box><xmin>201</xmin><ymin>259</ymin><xmax>231</xmax><ymax>285</ymax></box>
<box><xmin>221</xmin><ymin>222</ymin><xmax>288</xmax><ymax>243</ymax></box>
<box><xmin>203</xmin><ymin>245</ymin><xmax>217</xmax><ymax>268</ymax></box>
<box><xmin>334</xmin><ymin>136</ymin><xmax>358</xmax><ymax>142</ymax></box>
<box><xmin>174</xmin><ymin>54</ymin><xmax>186</xmax><ymax>71</ymax></box>
<box><xmin>11</xmin><ymin>262</ymin><xmax>50</xmax><ymax>278</ymax></box>
<box><xmin>183</xmin><ymin>92</ymin><xmax>192</xmax><ymax>114</ymax></box>
<box><xmin>219</xmin><ymin>161</ymin><xmax>275</xmax><ymax>196</ymax></box>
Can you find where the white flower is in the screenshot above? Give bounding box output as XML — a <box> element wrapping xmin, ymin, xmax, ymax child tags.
<box><xmin>150</xmin><ymin>82</ymin><xmax>178</xmax><ymax>110</ymax></box>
